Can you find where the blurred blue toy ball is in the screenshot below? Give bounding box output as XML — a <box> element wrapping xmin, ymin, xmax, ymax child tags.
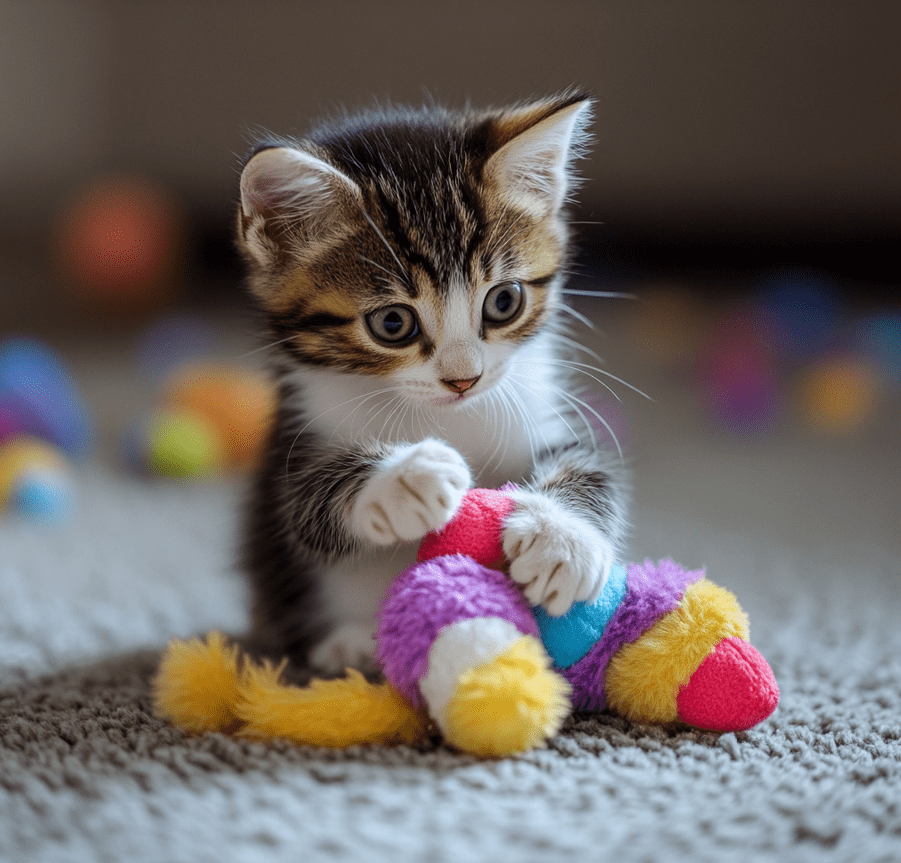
<box><xmin>757</xmin><ymin>268</ymin><xmax>841</xmax><ymax>360</ymax></box>
<box><xmin>10</xmin><ymin>469</ymin><xmax>73</xmax><ymax>522</ymax></box>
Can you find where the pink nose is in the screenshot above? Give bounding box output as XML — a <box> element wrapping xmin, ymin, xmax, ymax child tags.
<box><xmin>442</xmin><ymin>376</ymin><xmax>480</xmax><ymax>394</ymax></box>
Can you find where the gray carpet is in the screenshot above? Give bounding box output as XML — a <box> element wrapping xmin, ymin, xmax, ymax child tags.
<box><xmin>2</xmin><ymin>319</ymin><xmax>900</xmax><ymax>863</ymax></box>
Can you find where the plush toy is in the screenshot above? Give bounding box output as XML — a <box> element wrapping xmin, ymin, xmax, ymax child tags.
<box><xmin>155</xmin><ymin>488</ymin><xmax>779</xmax><ymax>757</ymax></box>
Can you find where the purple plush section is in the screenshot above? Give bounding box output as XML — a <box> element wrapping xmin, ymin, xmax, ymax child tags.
<box><xmin>376</xmin><ymin>554</ymin><xmax>539</xmax><ymax>708</ymax></box>
<box><xmin>563</xmin><ymin>559</ymin><xmax>704</xmax><ymax>711</ymax></box>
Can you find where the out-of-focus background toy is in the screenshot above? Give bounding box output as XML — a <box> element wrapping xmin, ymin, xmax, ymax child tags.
<box><xmin>627</xmin><ymin>268</ymin><xmax>899</xmax><ymax>439</ymax></box>
<box><xmin>0</xmin><ymin>337</ymin><xmax>92</xmax><ymax>522</ymax></box>
<box><xmin>125</xmin><ymin>358</ymin><xmax>275</xmax><ymax>479</ymax></box>
<box><xmin>55</xmin><ymin>174</ymin><xmax>187</xmax><ymax>318</ymax></box>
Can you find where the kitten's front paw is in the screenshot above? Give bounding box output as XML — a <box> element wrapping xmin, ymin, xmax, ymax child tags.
<box><xmin>309</xmin><ymin>622</ymin><xmax>379</xmax><ymax>677</ymax></box>
<box><xmin>351</xmin><ymin>439</ymin><xmax>472</xmax><ymax>544</ymax></box>
<box><xmin>503</xmin><ymin>490</ymin><xmax>614</xmax><ymax>617</ymax></box>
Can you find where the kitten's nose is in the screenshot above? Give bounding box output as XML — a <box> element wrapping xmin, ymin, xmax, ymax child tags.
<box><xmin>441</xmin><ymin>376</ymin><xmax>480</xmax><ymax>394</ymax></box>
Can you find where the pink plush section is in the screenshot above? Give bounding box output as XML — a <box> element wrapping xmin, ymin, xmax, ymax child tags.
<box><xmin>563</xmin><ymin>559</ymin><xmax>704</xmax><ymax>710</ymax></box>
<box><xmin>417</xmin><ymin>488</ymin><xmax>516</xmax><ymax>568</ymax></box>
<box><xmin>676</xmin><ymin>636</ymin><xmax>780</xmax><ymax>732</ymax></box>
<box><xmin>376</xmin><ymin>554</ymin><xmax>539</xmax><ymax>708</ymax></box>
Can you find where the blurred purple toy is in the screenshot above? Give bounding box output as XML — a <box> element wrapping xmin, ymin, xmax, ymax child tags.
<box><xmin>0</xmin><ymin>337</ymin><xmax>93</xmax><ymax>458</ymax></box>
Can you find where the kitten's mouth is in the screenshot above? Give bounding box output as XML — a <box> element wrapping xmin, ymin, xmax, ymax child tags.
<box><xmin>430</xmin><ymin>382</ymin><xmax>492</xmax><ymax>408</ymax></box>
<box><xmin>430</xmin><ymin>392</ymin><xmax>472</xmax><ymax>407</ymax></box>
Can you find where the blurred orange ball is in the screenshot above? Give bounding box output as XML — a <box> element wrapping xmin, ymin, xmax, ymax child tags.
<box><xmin>162</xmin><ymin>363</ymin><xmax>276</xmax><ymax>469</ymax></box>
<box><xmin>797</xmin><ymin>356</ymin><xmax>881</xmax><ymax>434</ymax></box>
<box><xmin>57</xmin><ymin>175</ymin><xmax>186</xmax><ymax>314</ymax></box>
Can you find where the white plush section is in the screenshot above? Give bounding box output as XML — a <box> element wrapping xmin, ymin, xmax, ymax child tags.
<box><xmin>419</xmin><ymin>617</ymin><xmax>523</xmax><ymax>735</ymax></box>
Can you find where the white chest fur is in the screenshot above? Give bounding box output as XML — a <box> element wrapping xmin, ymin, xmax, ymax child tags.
<box><xmin>287</xmin><ymin>333</ymin><xmax>573</xmax><ymax>489</ymax></box>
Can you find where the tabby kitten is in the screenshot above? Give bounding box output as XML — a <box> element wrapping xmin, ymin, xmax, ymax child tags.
<box><xmin>237</xmin><ymin>93</ymin><xmax>630</xmax><ymax>675</ymax></box>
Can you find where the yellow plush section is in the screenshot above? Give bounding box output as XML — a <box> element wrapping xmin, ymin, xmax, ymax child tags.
<box><xmin>237</xmin><ymin>665</ymin><xmax>428</xmax><ymax>748</ymax></box>
<box><xmin>153</xmin><ymin>631</ymin><xmax>244</xmax><ymax>734</ymax></box>
<box><xmin>605</xmin><ymin>579</ymin><xmax>750</xmax><ymax>724</ymax></box>
<box><xmin>153</xmin><ymin>631</ymin><xmax>427</xmax><ymax>747</ymax></box>
<box><xmin>444</xmin><ymin>635</ymin><xmax>571</xmax><ymax>758</ymax></box>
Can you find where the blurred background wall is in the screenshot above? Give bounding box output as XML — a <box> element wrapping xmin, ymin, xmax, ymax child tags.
<box><xmin>1</xmin><ymin>0</ymin><xmax>899</xmax><ymax>327</ymax></box>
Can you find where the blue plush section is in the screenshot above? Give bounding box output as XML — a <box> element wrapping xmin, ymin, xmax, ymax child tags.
<box><xmin>533</xmin><ymin>563</ymin><xmax>628</xmax><ymax>669</ymax></box>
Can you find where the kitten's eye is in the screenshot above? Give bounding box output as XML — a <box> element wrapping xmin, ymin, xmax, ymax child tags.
<box><xmin>366</xmin><ymin>305</ymin><xmax>420</xmax><ymax>344</ymax></box>
<box><xmin>483</xmin><ymin>281</ymin><xmax>523</xmax><ymax>324</ymax></box>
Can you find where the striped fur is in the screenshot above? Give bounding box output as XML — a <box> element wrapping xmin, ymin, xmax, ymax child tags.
<box><xmin>236</xmin><ymin>94</ymin><xmax>632</xmax><ymax>673</ymax></box>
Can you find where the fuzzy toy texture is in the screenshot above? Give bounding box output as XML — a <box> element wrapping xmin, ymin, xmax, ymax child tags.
<box><xmin>155</xmin><ymin>632</ymin><xmax>427</xmax><ymax>748</ymax></box>
<box><xmin>442</xmin><ymin>635</ymin><xmax>571</xmax><ymax>757</ymax></box>
<box><xmin>562</xmin><ymin>558</ymin><xmax>705</xmax><ymax>710</ymax></box>
<box><xmin>417</xmin><ymin>486</ymin><xmax>516</xmax><ymax>567</ymax></box>
<box><xmin>154</xmin><ymin>630</ymin><xmax>243</xmax><ymax>734</ymax></box>
<box><xmin>153</xmin><ymin>487</ymin><xmax>778</xmax><ymax>757</ymax></box>
<box><xmin>533</xmin><ymin>562</ymin><xmax>629</xmax><ymax>668</ymax></box>
<box><xmin>376</xmin><ymin>553</ymin><xmax>539</xmax><ymax>708</ymax></box>
<box><xmin>675</xmin><ymin>636</ymin><xmax>780</xmax><ymax>732</ymax></box>
<box><xmin>604</xmin><ymin>578</ymin><xmax>749</xmax><ymax>724</ymax></box>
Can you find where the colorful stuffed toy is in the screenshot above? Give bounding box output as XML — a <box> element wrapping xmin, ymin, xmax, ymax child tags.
<box><xmin>154</xmin><ymin>487</ymin><xmax>779</xmax><ymax>757</ymax></box>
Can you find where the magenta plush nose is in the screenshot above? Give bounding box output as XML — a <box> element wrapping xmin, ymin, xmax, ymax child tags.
<box><xmin>676</xmin><ymin>637</ymin><xmax>779</xmax><ymax>732</ymax></box>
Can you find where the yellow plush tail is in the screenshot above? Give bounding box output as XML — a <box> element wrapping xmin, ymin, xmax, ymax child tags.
<box><xmin>153</xmin><ymin>631</ymin><xmax>428</xmax><ymax>748</ymax></box>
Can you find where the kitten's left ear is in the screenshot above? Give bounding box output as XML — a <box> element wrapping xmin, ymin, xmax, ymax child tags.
<box><xmin>485</xmin><ymin>95</ymin><xmax>593</xmax><ymax>218</ymax></box>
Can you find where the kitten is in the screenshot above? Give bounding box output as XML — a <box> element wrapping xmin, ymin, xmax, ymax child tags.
<box><xmin>236</xmin><ymin>93</ymin><xmax>630</xmax><ymax>675</ymax></box>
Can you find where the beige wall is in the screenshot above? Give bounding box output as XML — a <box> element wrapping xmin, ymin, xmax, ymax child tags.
<box><xmin>2</xmin><ymin>0</ymin><xmax>899</xmax><ymax>234</ymax></box>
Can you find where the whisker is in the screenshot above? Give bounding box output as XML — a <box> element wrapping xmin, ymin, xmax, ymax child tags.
<box><xmin>358</xmin><ymin>254</ymin><xmax>404</xmax><ymax>285</ymax></box>
<box><xmin>558</xmin><ymin>389</ymin><xmax>624</xmax><ymax>462</ymax></box>
<box><xmin>498</xmin><ymin>384</ymin><xmax>518</xmax><ymax>470</ymax></box>
<box><xmin>506</xmin><ymin>382</ymin><xmax>550</xmax><ymax>460</ymax></box>
<box><xmin>364</xmin><ymin>393</ymin><xmax>405</xmax><ymax>441</ymax></box>
<box><xmin>549</xmin><ymin>331</ymin><xmax>606</xmax><ymax>364</ymax></box>
<box><xmin>359</xmin><ymin>209</ymin><xmax>409</xmax><ymax>282</ymax></box>
<box><xmin>285</xmin><ymin>386</ymin><xmax>398</xmax><ymax>475</ymax></box>
<box><xmin>558</xmin><ymin>303</ymin><xmax>596</xmax><ymax>331</ymax></box>
<box><xmin>485</xmin><ymin>385</ymin><xmax>511</xmax><ymax>472</ymax></box>
<box><xmin>326</xmin><ymin>387</ymin><xmax>402</xmax><ymax>444</ymax></box>
<box><xmin>385</xmin><ymin>394</ymin><xmax>411</xmax><ymax>442</ymax></box>
<box><xmin>232</xmin><ymin>334</ymin><xmax>299</xmax><ymax>359</ymax></box>
<box><xmin>518</xmin><ymin>356</ymin><xmax>653</xmax><ymax>403</ymax></box>
<box><xmin>506</xmin><ymin>371</ymin><xmax>582</xmax><ymax>448</ymax></box>
<box><xmin>515</xmin><ymin>358</ymin><xmax>621</xmax><ymax>402</ymax></box>
<box><xmin>554</xmin><ymin>360</ymin><xmax>654</xmax><ymax>402</ymax></box>
<box><xmin>560</xmin><ymin>289</ymin><xmax>637</xmax><ymax>300</ymax></box>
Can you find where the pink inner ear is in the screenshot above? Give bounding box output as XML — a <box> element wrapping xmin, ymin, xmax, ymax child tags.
<box><xmin>677</xmin><ymin>637</ymin><xmax>780</xmax><ymax>732</ymax></box>
<box><xmin>417</xmin><ymin>487</ymin><xmax>516</xmax><ymax>569</ymax></box>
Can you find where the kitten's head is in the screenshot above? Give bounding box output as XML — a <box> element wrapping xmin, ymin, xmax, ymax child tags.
<box><xmin>237</xmin><ymin>93</ymin><xmax>592</xmax><ymax>408</ymax></box>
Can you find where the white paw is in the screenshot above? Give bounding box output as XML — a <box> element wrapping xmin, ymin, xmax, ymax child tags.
<box><xmin>351</xmin><ymin>439</ymin><xmax>472</xmax><ymax>544</ymax></box>
<box><xmin>309</xmin><ymin>622</ymin><xmax>378</xmax><ymax>676</ymax></box>
<box><xmin>502</xmin><ymin>490</ymin><xmax>614</xmax><ymax>617</ymax></box>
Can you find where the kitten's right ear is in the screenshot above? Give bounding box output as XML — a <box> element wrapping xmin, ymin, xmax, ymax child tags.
<box><xmin>238</xmin><ymin>146</ymin><xmax>361</xmax><ymax>268</ymax></box>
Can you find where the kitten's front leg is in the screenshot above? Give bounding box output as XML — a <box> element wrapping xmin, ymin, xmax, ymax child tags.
<box><xmin>350</xmin><ymin>438</ymin><xmax>472</xmax><ymax>544</ymax></box>
<box><xmin>503</xmin><ymin>444</ymin><xmax>630</xmax><ymax>617</ymax></box>
<box><xmin>309</xmin><ymin>439</ymin><xmax>471</xmax><ymax>675</ymax></box>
